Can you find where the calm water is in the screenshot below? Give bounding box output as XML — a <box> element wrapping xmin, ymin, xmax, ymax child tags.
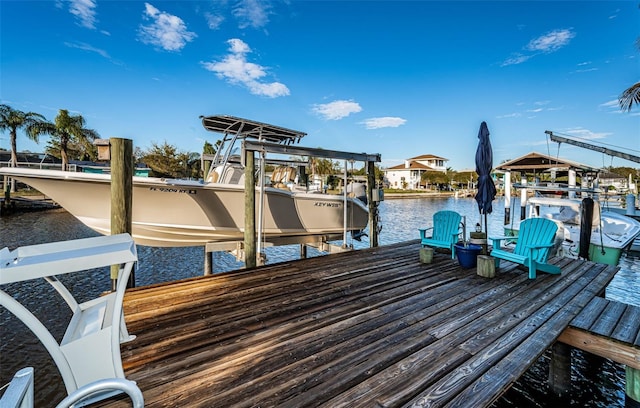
<box><xmin>1</xmin><ymin>196</ymin><xmax>638</xmax><ymax>407</ymax></box>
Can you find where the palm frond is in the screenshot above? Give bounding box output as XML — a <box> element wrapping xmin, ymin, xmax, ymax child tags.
<box><xmin>619</xmin><ymin>82</ymin><xmax>640</xmax><ymax>112</ymax></box>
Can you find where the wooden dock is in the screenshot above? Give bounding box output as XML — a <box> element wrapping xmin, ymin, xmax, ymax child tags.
<box><xmin>97</xmin><ymin>240</ymin><xmax>620</xmax><ymax>408</ymax></box>
<box><xmin>560</xmin><ymin>296</ymin><xmax>640</xmax><ymax>369</ymax></box>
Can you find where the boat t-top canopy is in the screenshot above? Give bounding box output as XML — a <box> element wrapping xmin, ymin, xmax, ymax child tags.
<box><xmin>200</xmin><ymin>115</ymin><xmax>306</xmax><ymax>145</ymax></box>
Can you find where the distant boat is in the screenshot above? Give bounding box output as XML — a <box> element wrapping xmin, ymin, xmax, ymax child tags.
<box><xmin>505</xmin><ymin>196</ymin><xmax>640</xmax><ymax>265</ymax></box>
<box><xmin>0</xmin><ymin>115</ymin><xmax>372</xmax><ymax>248</ymax></box>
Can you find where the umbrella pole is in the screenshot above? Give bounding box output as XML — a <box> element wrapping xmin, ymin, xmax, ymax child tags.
<box><xmin>484</xmin><ymin>212</ymin><xmax>488</xmax><ymax>234</ymax></box>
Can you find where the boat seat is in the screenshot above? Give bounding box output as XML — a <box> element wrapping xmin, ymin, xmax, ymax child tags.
<box><xmin>219</xmin><ymin>165</ymin><xmax>245</xmax><ymax>184</ymax></box>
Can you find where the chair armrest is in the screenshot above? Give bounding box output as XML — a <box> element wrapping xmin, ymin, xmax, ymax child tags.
<box><xmin>490</xmin><ymin>235</ymin><xmax>518</xmax><ymax>248</ymax></box>
<box><xmin>524</xmin><ymin>243</ymin><xmax>554</xmax><ymax>250</ymax></box>
<box><xmin>418</xmin><ymin>227</ymin><xmax>433</xmax><ymax>239</ymax></box>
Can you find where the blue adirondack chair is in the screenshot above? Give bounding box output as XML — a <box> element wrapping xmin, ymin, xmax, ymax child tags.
<box><xmin>418</xmin><ymin>210</ymin><xmax>462</xmax><ymax>259</ymax></box>
<box><xmin>490</xmin><ymin>217</ymin><xmax>561</xmax><ymax>279</ymax></box>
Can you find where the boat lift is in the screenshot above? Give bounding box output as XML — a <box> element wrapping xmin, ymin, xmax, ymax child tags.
<box><xmin>202</xmin><ymin>140</ymin><xmax>382</xmax><ymax>271</ymax></box>
<box><xmin>546</xmin><ymin>131</ymin><xmax>640</xmax><ymax>164</ymax></box>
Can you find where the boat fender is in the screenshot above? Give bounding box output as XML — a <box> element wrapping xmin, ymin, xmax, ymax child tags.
<box><xmin>579</xmin><ymin>198</ymin><xmax>594</xmax><ymax>259</ymax></box>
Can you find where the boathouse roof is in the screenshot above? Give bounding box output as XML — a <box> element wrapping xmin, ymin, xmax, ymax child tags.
<box><xmin>495</xmin><ymin>151</ymin><xmax>599</xmax><ymax>175</ymax></box>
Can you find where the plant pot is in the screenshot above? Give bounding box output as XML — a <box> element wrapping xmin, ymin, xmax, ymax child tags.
<box><xmin>454</xmin><ymin>243</ymin><xmax>482</xmax><ymax>269</ymax></box>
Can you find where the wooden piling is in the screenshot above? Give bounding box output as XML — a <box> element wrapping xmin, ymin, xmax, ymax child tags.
<box><xmin>204</xmin><ymin>248</ymin><xmax>212</xmax><ymax>275</ymax></box>
<box><xmin>2</xmin><ymin>176</ymin><xmax>10</xmax><ymax>214</ymax></box>
<box><xmin>244</xmin><ymin>149</ymin><xmax>256</xmax><ymax>269</ymax></box>
<box><xmin>367</xmin><ymin>160</ymin><xmax>378</xmax><ymax>247</ymax></box>
<box><xmin>110</xmin><ymin>138</ymin><xmax>133</xmax><ymax>289</ymax></box>
<box><xmin>548</xmin><ymin>341</ymin><xmax>572</xmax><ymax>399</ymax></box>
<box><xmin>628</xmin><ymin>367</ymin><xmax>640</xmax><ymax>407</ymax></box>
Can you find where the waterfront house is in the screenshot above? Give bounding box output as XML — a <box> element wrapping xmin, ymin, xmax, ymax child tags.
<box><xmin>383</xmin><ymin>154</ymin><xmax>448</xmax><ymax>190</ymax></box>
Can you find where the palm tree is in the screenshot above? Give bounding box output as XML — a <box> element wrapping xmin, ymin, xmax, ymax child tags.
<box><xmin>45</xmin><ymin>109</ymin><xmax>99</xmax><ymax>171</ymax></box>
<box><xmin>0</xmin><ymin>104</ymin><xmax>49</xmax><ymax>168</ymax></box>
<box><xmin>619</xmin><ymin>38</ymin><xmax>640</xmax><ymax>112</ymax></box>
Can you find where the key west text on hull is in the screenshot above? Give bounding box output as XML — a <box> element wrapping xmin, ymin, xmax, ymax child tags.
<box><xmin>0</xmin><ymin>115</ymin><xmax>378</xmax><ymax>247</ymax></box>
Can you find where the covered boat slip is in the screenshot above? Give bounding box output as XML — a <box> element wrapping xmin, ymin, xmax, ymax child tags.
<box><xmin>92</xmin><ymin>240</ymin><xmax>622</xmax><ymax>408</ymax></box>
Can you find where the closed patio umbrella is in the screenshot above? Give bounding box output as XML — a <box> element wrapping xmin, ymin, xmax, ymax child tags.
<box><xmin>474</xmin><ymin>121</ymin><xmax>497</xmax><ymax>233</ymax></box>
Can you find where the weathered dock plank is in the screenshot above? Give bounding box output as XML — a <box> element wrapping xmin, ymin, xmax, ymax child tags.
<box><xmin>559</xmin><ymin>295</ymin><xmax>640</xmax><ymax>369</ymax></box>
<box><xmin>94</xmin><ymin>240</ymin><xmax>619</xmax><ymax>408</ymax></box>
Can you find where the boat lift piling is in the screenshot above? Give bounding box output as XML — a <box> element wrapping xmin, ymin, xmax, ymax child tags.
<box><xmin>239</xmin><ymin>140</ymin><xmax>381</xmax><ymax>269</ymax></box>
<box><xmin>244</xmin><ymin>148</ymin><xmax>257</xmax><ymax>269</ymax></box>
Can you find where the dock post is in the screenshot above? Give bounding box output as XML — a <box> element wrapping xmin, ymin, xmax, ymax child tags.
<box><xmin>244</xmin><ymin>149</ymin><xmax>257</xmax><ymax>269</ymax></box>
<box><xmin>1</xmin><ymin>178</ymin><xmax>9</xmax><ymax>215</ymax></box>
<box><xmin>367</xmin><ymin>160</ymin><xmax>379</xmax><ymax>248</ymax></box>
<box><xmin>520</xmin><ymin>175</ymin><xmax>527</xmax><ymax>220</ymax></box>
<box><xmin>504</xmin><ymin>171</ymin><xmax>511</xmax><ymax>225</ymax></box>
<box><xmin>300</xmin><ymin>244</ymin><xmax>307</xmax><ymax>259</ymax></box>
<box><xmin>548</xmin><ymin>342</ymin><xmax>572</xmax><ymax>399</ymax></box>
<box><xmin>110</xmin><ymin>137</ymin><xmax>134</xmax><ymax>290</ymax></box>
<box><xmin>204</xmin><ymin>248</ymin><xmax>213</xmax><ymax>275</ymax></box>
<box><xmin>628</xmin><ymin>367</ymin><xmax>640</xmax><ymax>408</ymax></box>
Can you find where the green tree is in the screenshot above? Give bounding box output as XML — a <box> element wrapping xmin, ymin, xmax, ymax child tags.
<box><xmin>142</xmin><ymin>141</ymin><xmax>199</xmax><ymax>178</ymax></box>
<box><xmin>43</xmin><ymin>109</ymin><xmax>99</xmax><ymax>171</ymax></box>
<box><xmin>0</xmin><ymin>104</ymin><xmax>48</xmax><ymax>168</ymax></box>
<box><xmin>421</xmin><ymin>170</ymin><xmax>449</xmax><ymax>190</ymax></box>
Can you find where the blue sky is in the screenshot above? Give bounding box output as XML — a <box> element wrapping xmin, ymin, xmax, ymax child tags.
<box><xmin>1</xmin><ymin>0</ymin><xmax>639</xmax><ymax>171</ymax></box>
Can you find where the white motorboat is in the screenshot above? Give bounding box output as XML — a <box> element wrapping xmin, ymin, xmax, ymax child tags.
<box><xmin>0</xmin><ymin>115</ymin><xmax>377</xmax><ymax>247</ymax></box>
<box><xmin>505</xmin><ymin>196</ymin><xmax>640</xmax><ymax>265</ymax></box>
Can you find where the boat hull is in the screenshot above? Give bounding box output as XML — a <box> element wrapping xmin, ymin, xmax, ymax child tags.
<box><xmin>1</xmin><ymin>168</ymin><xmax>369</xmax><ymax>247</ymax></box>
<box><xmin>504</xmin><ymin>197</ymin><xmax>640</xmax><ymax>265</ymax></box>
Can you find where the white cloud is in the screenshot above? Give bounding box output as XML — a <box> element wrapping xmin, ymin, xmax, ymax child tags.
<box><xmin>69</xmin><ymin>0</ymin><xmax>97</xmax><ymax>29</ymax></box>
<box><xmin>64</xmin><ymin>41</ymin><xmax>107</xmax><ymax>59</ymax></box>
<box><xmin>502</xmin><ymin>28</ymin><xmax>575</xmax><ymax>66</ymax></box>
<box><xmin>64</xmin><ymin>41</ymin><xmax>124</xmax><ymax>66</ymax></box>
<box><xmin>205</xmin><ymin>12</ymin><xmax>225</xmax><ymax>30</ymax></box>
<box><xmin>201</xmin><ymin>38</ymin><xmax>290</xmax><ymax>98</ymax></box>
<box><xmin>574</xmin><ymin>61</ymin><xmax>597</xmax><ymax>74</ymax></box>
<box><xmin>233</xmin><ymin>0</ymin><xmax>271</xmax><ymax>29</ymax></box>
<box><xmin>361</xmin><ymin>117</ymin><xmax>406</xmax><ymax>129</ymax></box>
<box><xmin>312</xmin><ymin>100</ymin><xmax>362</xmax><ymax>120</ymax></box>
<box><xmin>600</xmin><ymin>100</ymin><xmax>619</xmax><ymax>108</ymax></box>
<box><xmin>526</xmin><ymin>29</ymin><xmax>575</xmax><ymax>53</ymax></box>
<box><xmin>496</xmin><ymin>113</ymin><xmax>522</xmax><ymax>119</ymax></box>
<box><xmin>139</xmin><ymin>3</ymin><xmax>197</xmax><ymax>52</ymax></box>
<box><xmin>564</xmin><ymin>127</ymin><xmax>610</xmax><ymax>140</ymax></box>
<box><xmin>599</xmin><ymin>99</ymin><xmax>626</xmax><ymax>114</ymax></box>
<box><xmin>501</xmin><ymin>53</ymin><xmax>532</xmax><ymax>67</ymax></box>
<box><xmin>574</xmin><ymin>67</ymin><xmax>598</xmax><ymax>73</ymax></box>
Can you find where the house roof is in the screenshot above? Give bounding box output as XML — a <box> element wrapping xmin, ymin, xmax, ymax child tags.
<box><xmin>385</xmin><ymin>162</ymin><xmax>436</xmax><ymax>171</ymax></box>
<box><xmin>495</xmin><ymin>151</ymin><xmax>598</xmax><ymax>174</ymax></box>
<box><xmin>408</xmin><ymin>154</ymin><xmax>448</xmax><ymax>161</ymax></box>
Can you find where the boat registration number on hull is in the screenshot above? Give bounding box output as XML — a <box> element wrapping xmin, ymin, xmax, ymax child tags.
<box><xmin>149</xmin><ymin>187</ymin><xmax>198</xmax><ymax>194</ymax></box>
